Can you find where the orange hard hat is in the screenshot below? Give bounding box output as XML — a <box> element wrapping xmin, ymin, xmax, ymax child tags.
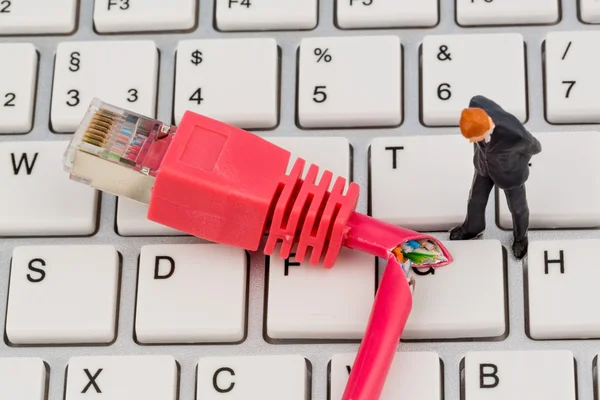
<box><xmin>460</xmin><ymin>108</ymin><xmax>491</xmax><ymax>139</ymax></box>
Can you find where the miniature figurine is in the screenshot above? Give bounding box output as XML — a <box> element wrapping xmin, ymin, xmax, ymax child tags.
<box><xmin>449</xmin><ymin>95</ymin><xmax>542</xmax><ymax>259</ymax></box>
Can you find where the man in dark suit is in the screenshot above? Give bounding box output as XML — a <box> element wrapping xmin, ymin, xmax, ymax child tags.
<box><xmin>450</xmin><ymin>95</ymin><xmax>542</xmax><ymax>259</ymax></box>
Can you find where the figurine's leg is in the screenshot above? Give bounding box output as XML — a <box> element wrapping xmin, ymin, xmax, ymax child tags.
<box><xmin>451</xmin><ymin>172</ymin><xmax>494</xmax><ymax>240</ymax></box>
<box><xmin>504</xmin><ymin>184</ymin><xmax>529</xmax><ymax>258</ymax></box>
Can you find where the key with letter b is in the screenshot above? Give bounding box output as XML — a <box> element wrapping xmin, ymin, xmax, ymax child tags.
<box><xmin>298</xmin><ymin>35</ymin><xmax>402</xmax><ymax>128</ymax></box>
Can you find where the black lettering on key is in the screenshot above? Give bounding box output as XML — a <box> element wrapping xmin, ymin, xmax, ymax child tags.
<box><xmin>479</xmin><ymin>363</ymin><xmax>499</xmax><ymax>389</ymax></box>
<box><xmin>108</xmin><ymin>0</ymin><xmax>129</xmax><ymax>10</ymax></box>
<box><xmin>284</xmin><ymin>253</ymin><xmax>301</xmax><ymax>276</ymax></box>
<box><xmin>69</xmin><ymin>52</ymin><xmax>81</xmax><ymax>72</ymax></box>
<box><xmin>385</xmin><ymin>146</ymin><xmax>404</xmax><ymax>170</ymax></box>
<box><xmin>213</xmin><ymin>367</ymin><xmax>235</xmax><ymax>393</ymax></box>
<box><xmin>412</xmin><ymin>267</ymin><xmax>435</xmax><ymax>276</ymax></box>
<box><xmin>154</xmin><ymin>256</ymin><xmax>175</xmax><ymax>280</ymax></box>
<box><xmin>346</xmin><ymin>365</ymin><xmax>352</xmax><ymax>374</ymax></box>
<box><xmin>544</xmin><ymin>250</ymin><xmax>565</xmax><ymax>274</ymax></box>
<box><xmin>11</xmin><ymin>152</ymin><xmax>38</xmax><ymax>175</ymax></box>
<box><xmin>561</xmin><ymin>41</ymin><xmax>572</xmax><ymax>60</ymax></box>
<box><xmin>82</xmin><ymin>368</ymin><xmax>103</xmax><ymax>394</ymax></box>
<box><xmin>437</xmin><ymin>45</ymin><xmax>451</xmax><ymax>61</ymax></box>
<box><xmin>27</xmin><ymin>258</ymin><xmax>46</xmax><ymax>283</ymax></box>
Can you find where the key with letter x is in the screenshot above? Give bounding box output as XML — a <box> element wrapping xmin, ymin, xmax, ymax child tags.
<box><xmin>65</xmin><ymin>355</ymin><xmax>177</xmax><ymax>400</ymax></box>
<box><xmin>463</xmin><ymin>350</ymin><xmax>576</xmax><ymax>400</ymax></box>
<box><xmin>421</xmin><ymin>33</ymin><xmax>527</xmax><ymax>126</ymax></box>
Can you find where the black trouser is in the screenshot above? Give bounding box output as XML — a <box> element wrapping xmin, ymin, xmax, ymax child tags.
<box><xmin>462</xmin><ymin>172</ymin><xmax>529</xmax><ymax>241</ymax></box>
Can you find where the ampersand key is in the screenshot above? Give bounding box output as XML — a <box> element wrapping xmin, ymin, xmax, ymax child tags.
<box><xmin>437</xmin><ymin>45</ymin><xmax>452</xmax><ymax>61</ymax></box>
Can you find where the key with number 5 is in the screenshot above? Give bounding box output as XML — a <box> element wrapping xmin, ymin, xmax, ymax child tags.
<box><xmin>297</xmin><ymin>36</ymin><xmax>402</xmax><ymax>129</ymax></box>
<box><xmin>50</xmin><ymin>41</ymin><xmax>159</xmax><ymax>133</ymax></box>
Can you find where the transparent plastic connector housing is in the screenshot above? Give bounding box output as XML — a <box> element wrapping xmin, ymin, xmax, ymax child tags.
<box><xmin>63</xmin><ymin>98</ymin><xmax>176</xmax><ymax>204</ymax></box>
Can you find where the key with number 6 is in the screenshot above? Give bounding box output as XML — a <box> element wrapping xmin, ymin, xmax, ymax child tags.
<box><xmin>51</xmin><ymin>41</ymin><xmax>159</xmax><ymax>132</ymax></box>
<box><xmin>544</xmin><ymin>31</ymin><xmax>600</xmax><ymax>124</ymax></box>
<box><xmin>298</xmin><ymin>35</ymin><xmax>402</xmax><ymax>128</ymax></box>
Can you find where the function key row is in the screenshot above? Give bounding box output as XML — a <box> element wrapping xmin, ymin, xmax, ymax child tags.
<box><xmin>0</xmin><ymin>0</ymin><xmax>589</xmax><ymax>35</ymax></box>
<box><xmin>3</xmin><ymin>32</ymin><xmax>600</xmax><ymax>134</ymax></box>
<box><xmin>0</xmin><ymin>350</ymin><xmax>583</xmax><ymax>399</ymax></box>
<box><xmin>0</xmin><ymin>239</ymin><xmax>599</xmax><ymax>346</ymax></box>
<box><xmin>1</xmin><ymin>132</ymin><xmax>598</xmax><ymax>238</ymax></box>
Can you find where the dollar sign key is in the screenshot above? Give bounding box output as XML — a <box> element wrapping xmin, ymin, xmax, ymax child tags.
<box><xmin>191</xmin><ymin>50</ymin><xmax>203</xmax><ymax>66</ymax></box>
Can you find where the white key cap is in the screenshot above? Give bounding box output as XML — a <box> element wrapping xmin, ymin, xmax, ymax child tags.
<box><xmin>0</xmin><ymin>141</ymin><xmax>98</xmax><ymax>236</ymax></box>
<box><xmin>336</xmin><ymin>0</ymin><xmax>438</xmax><ymax>29</ymax></box>
<box><xmin>498</xmin><ymin>131</ymin><xmax>600</xmax><ymax>229</ymax></box>
<box><xmin>298</xmin><ymin>35</ymin><xmax>402</xmax><ymax>128</ymax></box>
<box><xmin>265</xmin><ymin>136</ymin><xmax>350</xmax><ymax>191</ymax></box>
<box><xmin>266</xmin><ymin>247</ymin><xmax>375</xmax><ymax>340</ymax></box>
<box><xmin>0</xmin><ymin>0</ymin><xmax>76</xmax><ymax>34</ymax></box>
<box><xmin>6</xmin><ymin>245</ymin><xmax>119</xmax><ymax>345</ymax></box>
<box><xmin>135</xmin><ymin>244</ymin><xmax>247</xmax><ymax>344</ymax></box>
<box><xmin>404</xmin><ymin>240</ymin><xmax>506</xmax><ymax>340</ymax></box>
<box><xmin>330</xmin><ymin>352</ymin><xmax>441</xmax><ymax>400</ymax></box>
<box><xmin>0</xmin><ymin>358</ymin><xmax>47</xmax><ymax>400</ymax></box>
<box><xmin>0</xmin><ymin>43</ymin><xmax>37</xmax><ymax>134</ymax></box>
<box><xmin>527</xmin><ymin>240</ymin><xmax>600</xmax><ymax>339</ymax></box>
<box><xmin>464</xmin><ymin>350</ymin><xmax>576</xmax><ymax>400</ymax></box>
<box><xmin>65</xmin><ymin>355</ymin><xmax>177</xmax><ymax>400</ymax></box>
<box><xmin>51</xmin><ymin>41</ymin><xmax>158</xmax><ymax>132</ymax></box>
<box><xmin>174</xmin><ymin>38</ymin><xmax>278</xmax><ymax>129</ymax></box>
<box><xmin>94</xmin><ymin>0</ymin><xmax>196</xmax><ymax>33</ymax></box>
<box><xmin>456</xmin><ymin>0</ymin><xmax>559</xmax><ymax>26</ymax></box>
<box><xmin>116</xmin><ymin>197</ymin><xmax>184</xmax><ymax>236</ymax></box>
<box><xmin>215</xmin><ymin>0</ymin><xmax>317</xmax><ymax>31</ymax></box>
<box><xmin>196</xmin><ymin>355</ymin><xmax>308</xmax><ymax>399</ymax></box>
<box><xmin>580</xmin><ymin>0</ymin><xmax>600</xmax><ymax>23</ymax></box>
<box><xmin>544</xmin><ymin>31</ymin><xmax>600</xmax><ymax>124</ymax></box>
<box><xmin>370</xmin><ymin>135</ymin><xmax>474</xmax><ymax>231</ymax></box>
<box><xmin>422</xmin><ymin>33</ymin><xmax>526</xmax><ymax>126</ymax></box>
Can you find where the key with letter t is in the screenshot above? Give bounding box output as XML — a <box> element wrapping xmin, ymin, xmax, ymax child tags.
<box><xmin>421</xmin><ymin>33</ymin><xmax>527</xmax><ymax>126</ymax></box>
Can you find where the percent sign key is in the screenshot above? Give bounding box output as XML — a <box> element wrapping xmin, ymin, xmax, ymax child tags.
<box><xmin>314</xmin><ymin>48</ymin><xmax>333</xmax><ymax>63</ymax></box>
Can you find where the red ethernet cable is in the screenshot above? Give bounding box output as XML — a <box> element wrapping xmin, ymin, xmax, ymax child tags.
<box><xmin>64</xmin><ymin>99</ymin><xmax>453</xmax><ymax>400</ymax></box>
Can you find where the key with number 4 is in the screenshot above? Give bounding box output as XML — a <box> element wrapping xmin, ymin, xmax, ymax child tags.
<box><xmin>421</xmin><ymin>33</ymin><xmax>527</xmax><ymax>126</ymax></box>
<box><xmin>298</xmin><ymin>35</ymin><xmax>402</xmax><ymax>128</ymax></box>
<box><xmin>51</xmin><ymin>41</ymin><xmax>159</xmax><ymax>132</ymax></box>
<box><xmin>215</xmin><ymin>0</ymin><xmax>317</xmax><ymax>31</ymax></box>
<box><xmin>544</xmin><ymin>31</ymin><xmax>600</xmax><ymax>123</ymax></box>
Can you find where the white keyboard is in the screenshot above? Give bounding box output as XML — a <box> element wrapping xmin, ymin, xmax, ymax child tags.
<box><xmin>1</xmin><ymin>1</ymin><xmax>600</xmax><ymax>400</ymax></box>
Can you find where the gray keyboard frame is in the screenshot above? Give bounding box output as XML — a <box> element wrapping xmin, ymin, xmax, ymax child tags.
<box><xmin>1</xmin><ymin>0</ymin><xmax>600</xmax><ymax>399</ymax></box>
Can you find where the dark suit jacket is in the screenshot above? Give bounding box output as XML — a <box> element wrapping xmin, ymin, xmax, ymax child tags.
<box><xmin>469</xmin><ymin>95</ymin><xmax>541</xmax><ymax>190</ymax></box>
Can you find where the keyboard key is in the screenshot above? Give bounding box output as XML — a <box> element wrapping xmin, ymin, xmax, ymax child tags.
<box><xmin>498</xmin><ymin>131</ymin><xmax>600</xmax><ymax>229</ymax></box>
<box><xmin>116</xmin><ymin>197</ymin><xmax>183</xmax><ymax>236</ymax></box>
<box><xmin>0</xmin><ymin>43</ymin><xmax>37</xmax><ymax>134</ymax></box>
<box><xmin>65</xmin><ymin>355</ymin><xmax>177</xmax><ymax>400</ymax></box>
<box><xmin>0</xmin><ymin>0</ymin><xmax>76</xmax><ymax>34</ymax></box>
<box><xmin>463</xmin><ymin>350</ymin><xmax>576</xmax><ymax>400</ymax></box>
<box><xmin>544</xmin><ymin>31</ymin><xmax>600</xmax><ymax>123</ymax></box>
<box><xmin>266</xmin><ymin>247</ymin><xmax>375</xmax><ymax>340</ymax></box>
<box><xmin>298</xmin><ymin>35</ymin><xmax>402</xmax><ymax>128</ymax></box>
<box><xmin>0</xmin><ymin>357</ymin><xmax>47</xmax><ymax>400</ymax></box>
<box><xmin>6</xmin><ymin>245</ymin><xmax>119</xmax><ymax>345</ymax></box>
<box><xmin>135</xmin><ymin>244</ymin><xmax>247</xmax><ymax>344</ymax></box>
<box><xmin>330</xmin><ymin>352</ymin><xmax>441</xmax><ymax>400</ymax></box>
<box><xmin>527</xmin><ymin>240</ymin><xmax>600</xmax><ymax>339</ymax></box>
<box><xmin>404</xmin><ymin>240</ymin><xmax>506</xmax><ymax>340</ymax></box>
<box><xmin>215</xmin><ymin>0</ymin><xmax>317</xmax><ymax>31</ymax></box>
<box><xmin>456</xmin><ymin>0</ymin><xmax>559</xmax><ymax>26</ymax></box>
<box><xmin>370</xmin><ymin>135</ymin><xmax>473</xmax><ymax>231</ymax></box>
<box><xmin>336</xmin><ymin>0</ymin><xmax>438</xmax><ymax>29</ymax></box>
<box><xmin>265</xmin><ymin>136</ymin><xmax>350</xmax><ymax>191</ymax></box>
<box><xmin>0</xmin><ymin>141</ymin><xmax>98</xmax><ymax>236</ymax></box>
<box><xmin>421</xmin><ymin>33</ymin><xmax>526</xmax><ymax>126</ymax></box>
<box><xmin>196</xmin><ymin>355</ymin><xmax>308</xmax><ymax>399</ymax></box>
<box><xmin>94</xmin><ymin>0</ymin><xmax>196</xmax><ymax>33</ymax></box>
<box><xmin>174</xmin><ymin>38</ymin><xmax>279</xmax><ymax>129</ymax></box>
<box><xmin>580</xmin><ymin>0</ymin><xmax>600</xmax><ymax>23</ymax></box>
<box><xmin>51</xmin><ymin>41</ymin><xmax>158</xmax><ymax>132</ymax></box>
